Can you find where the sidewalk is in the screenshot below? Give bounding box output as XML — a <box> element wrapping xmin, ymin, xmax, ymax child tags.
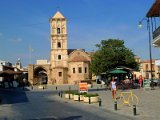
<box><xmin>1</xmin><ymin>84</ymin><xmax>159</xmax><ymax>120</ymax></box>
<box><xmin>53</xmin><ymin>86</ymin><xmax>160</xmax><ymax>120</ymax></box>
<box><xmin>94</xmin><ymin>88</ymin><xmax>160</xmax><ymax>120</ymax></box>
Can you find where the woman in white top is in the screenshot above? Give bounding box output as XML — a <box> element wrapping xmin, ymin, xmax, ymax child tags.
<box><xmin>110</xmin><ymin>77</ymin><xmax>117</xmax><ymax>100</ymax></box>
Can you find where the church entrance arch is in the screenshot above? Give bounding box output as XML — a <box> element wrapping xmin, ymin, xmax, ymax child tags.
<box><xmin>34</xmin><ymin>67</ymin><xmax>48</xmax><ymax>85</ymax></box>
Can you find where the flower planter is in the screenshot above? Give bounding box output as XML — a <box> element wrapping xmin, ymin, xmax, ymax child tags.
<box><xmin>38</xmin><ymin>85</ymin><xmax>43</xmax><ymax>89</ymax></box>
<box><xmin>64</xmin><ymin>93</ymin><xmax>73</xmax><ymax>99</ymax></box>
<box><xmin>73</xmin><ymin>94</ymin><xmax>84</xmax><ymax>101</ymax></box>
<box><xmin>83</xmin><ymin>96</ymin><xmax>99</xmax><ymax>103</ymax></box>
<box><xmin>64</xmin><ymin>91</ymin><xmax>77</xmax><ymax>99</ymax></box>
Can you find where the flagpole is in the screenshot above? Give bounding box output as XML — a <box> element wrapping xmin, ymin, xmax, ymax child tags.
<box><xmin>29</xmin><ymin>45</ymin><xmax>33</xmax><ymax>64</ymax></box>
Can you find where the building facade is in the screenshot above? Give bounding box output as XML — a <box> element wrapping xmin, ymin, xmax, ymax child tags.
<box><xmin>146</xmin><ymin>0</ymin><xmax>160</xmax><ymax>47</ymax></box>
<box><xmin>133</xmin><ymin>58</ymin><xmax>160</xmax><ymax>80</ymax></box>
<box><xmin>135</xmin><ymin>0</ymin><xmax>160</xmax><ymax>80</ymax></box>
<box><xmin>0</xmin><ymin>60</ymin><xmax>13</xmax><ymax>81</ymax></box>
<box><xmin>140</xmin><ymin>59</ymin><xmax>160</xmax><ymax>79</ymax></box>
<box><xmin>28</xmin><ymin>11</ymin><xmax>92</xmax><ymax>85</ymax></box>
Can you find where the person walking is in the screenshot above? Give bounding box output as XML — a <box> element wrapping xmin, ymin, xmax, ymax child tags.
<box><xmin>110</xmin><ymin>77</ymin><xmax>117</xmax><ymax>100</ymax></box>
<box><xmin>139</xmin><ymin>75</ymin><xmax>143</xmax><ymax>88</ymax></box>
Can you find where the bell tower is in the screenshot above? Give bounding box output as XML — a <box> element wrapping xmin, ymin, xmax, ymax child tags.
<box><xmin>49</xmin><ymin>11</ymin><xmax>68</xmax><ymax>84</ymax></box>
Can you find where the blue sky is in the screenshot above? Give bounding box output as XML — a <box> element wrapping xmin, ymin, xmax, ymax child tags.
<box><xmin>0</xmin><ymin>0</ymin><xmax>159</xmax><ymax>67</ymax></box>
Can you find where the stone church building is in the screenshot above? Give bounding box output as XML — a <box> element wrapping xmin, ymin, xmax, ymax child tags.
<box><xmin>28</xmin><ymin>11</ymin><xmax>92</xmax><ymax>85</ymax></box>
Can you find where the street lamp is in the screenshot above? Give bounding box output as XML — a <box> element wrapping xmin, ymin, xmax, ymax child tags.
<box><xmin>138</xmin><ymin>18</ymin><xmax>153</xmax><ymax>86</ymax></box>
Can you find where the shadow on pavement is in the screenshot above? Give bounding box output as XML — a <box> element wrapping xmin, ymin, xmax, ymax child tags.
<box><xmin>0</xmin><ymin>87</ymin><xmax>29</xmax><ymax>104</ymax></box>
<box><xmin>61</xmin><ymin>115</ymin><xmax>82</xmax><ymax>120</ymax></box>
<box><xmin>26</xmin><ymin>116</ymin><xmax>82</xmax><ymax>120</ymax></box>
<box><xmin>0</xmin><ymin>117</ymin><xmax>9</xmax><ymax>120</ymax></box>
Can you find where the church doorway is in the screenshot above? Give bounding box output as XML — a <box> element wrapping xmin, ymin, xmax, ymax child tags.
<box><xmin>34</xmin><ymin>67</ymin><xmax>48</xmax><ymax>85</ymax></box>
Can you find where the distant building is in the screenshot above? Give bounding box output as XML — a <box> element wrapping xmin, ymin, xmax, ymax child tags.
<box><xmin>0</xmin><ymin>60</ymin><xmax>13</xmax><ymax>85</ymax></box>
<box><xmin>133</xmin><ymin>58</ymin><xmax>160</xmax><ymax>79</ymax></box>
<box><xmin>14</xmin><ymin>58</ymin><xmax>22</xmax><ymax>70</ymax></box>
<box><xmin>28</xmin><ymin>11</ymin><xmax>92</xmax><ymax>85</ymax></box>
<box><xmin>0</xmin><ymin>60</ymin><xmax>12</xmax><ymax>67</ymax></box>
<box><xmin>140</xmin><ymin>59</ymin><xmax>160</xmax><ymax>79</ymax></box>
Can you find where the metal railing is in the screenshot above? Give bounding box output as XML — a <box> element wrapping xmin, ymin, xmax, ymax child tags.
<box><xmin>153</xmin><ymin>26</ymin><xmax>160</xmax><ymax>39</ymax></box>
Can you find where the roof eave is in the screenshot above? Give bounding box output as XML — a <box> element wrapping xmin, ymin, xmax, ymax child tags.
<box><xmin>146</xmin><ymin>0</ymin><xmax>160</xmax><ymax>17</ymax></box>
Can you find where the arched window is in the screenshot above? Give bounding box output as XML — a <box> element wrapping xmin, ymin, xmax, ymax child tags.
<box><xmin>59</xmin><ymin>72</ymin><xmax>62</xmax><ymax>77</ymax></box>
<box><xmin>73</xmin><ymin>68</ymin><xmax>75</xmax><ymax>73</ymax></box>
<box><xmin>58</xmin><ymin>55</ymin><xmax>61</xmax><ymax>60</ymax></box>
<box><xmin>85</xmin><ymin>67</ymin><xmax>87</xmax><ymax>73</ymax></box>
<box><xmin>78</xmin><ymin>67</ymin><xmax>82</xmax><ymax>73</ymax></box>
<box><xmin>57</xmin><ymin>28</ymin><xmax>60</xmax><ymax>34</ymax></box>
<box><xmin>57</xmin><ymin>42</ymin><xmax>61</xmax><ymax>48</ymax></box>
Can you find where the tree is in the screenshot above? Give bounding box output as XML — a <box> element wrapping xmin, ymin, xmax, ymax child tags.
<box><xmin>90</xmin><ymin>39</ymin><xmax>139</xmax><ymax>75</ymax></box>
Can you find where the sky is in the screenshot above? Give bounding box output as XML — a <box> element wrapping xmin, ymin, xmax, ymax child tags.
<box><xmin>0</xmin><ymin>0</ymin><xmax>160</xmax><ymax>67</ymax></box>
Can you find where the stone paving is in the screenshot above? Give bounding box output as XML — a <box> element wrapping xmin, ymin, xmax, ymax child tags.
<box><xmin>46</xmin><ymin>84</ymin><xmax>160</xmax><ymax>120</ymax></box>
<box><xmin>91</xmin><ymin>88</ymin><xmax>160</xmax><ymax>120</ymax></box>
<box><xmin>0</xmin><ymin>84</ymin><xmax>160</xmax><ymax>120</ymax></box>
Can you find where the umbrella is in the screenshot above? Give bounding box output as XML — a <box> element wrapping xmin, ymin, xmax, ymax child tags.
<box><xmin>109</xmin><ymin>69</ymin><xmax>127</xmax><ymax>74</ymax></box>
<box><xmin>0</xmin><ymin>69</ymin><xmax>22</xmax><ymax>77</ymax></box>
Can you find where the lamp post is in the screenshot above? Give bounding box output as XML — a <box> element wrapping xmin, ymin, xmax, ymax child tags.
<box><xmin>138</xmin><ymin>18</ymin><xmax>153</xmax><ymax>85</ymax></box>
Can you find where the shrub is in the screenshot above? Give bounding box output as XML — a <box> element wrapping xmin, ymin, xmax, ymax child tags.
<box><xmin>74</xmin><ymin>92</ymin><xmax>87</xmax><ymax>95</ymax></box>
<box><xmin>65</xmin><ymin>90</ymin><xmax>77</xmax><ymax>94</ymax></box>
<box><xmin>84</xmin><ymin>93</ymin><xmax>99</xmax><ymax>97</ymax></box>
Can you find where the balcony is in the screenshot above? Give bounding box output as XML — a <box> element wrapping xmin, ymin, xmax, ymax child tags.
<box><xmin>153</xmin><ymin>26</ymin><xmax>160</xmax><ymax>46</ymax></box>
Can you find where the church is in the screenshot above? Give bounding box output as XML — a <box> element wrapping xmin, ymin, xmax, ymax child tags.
<box><xmin>28</xmin><ymin>11</ymin><xmax>93</xmax><ymax>85</ymax></box>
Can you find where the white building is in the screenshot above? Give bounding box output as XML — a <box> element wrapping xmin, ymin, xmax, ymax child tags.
<box><xmin>0</xmin><ymin>60</ymin><xmax>13</xmax><ymax>82</ymax></box>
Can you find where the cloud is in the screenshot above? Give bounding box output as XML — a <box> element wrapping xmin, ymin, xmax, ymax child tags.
<box><xmin>10</xmin><ymin>38</ymin><xmax>23</xmax><ymax>43</ymax></box>
<box><xmin>0</xmin><ymin>32</ymin><xmax>3</xmax><ymax>37</ymax></box>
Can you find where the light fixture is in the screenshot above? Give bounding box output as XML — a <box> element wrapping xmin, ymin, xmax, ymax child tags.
<box><xmin>138</xmin><ymin>21</ymin><xmax>143</xmax><ymax>28</ymax></box>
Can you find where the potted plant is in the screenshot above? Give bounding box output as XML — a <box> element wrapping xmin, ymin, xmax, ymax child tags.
<box><xmin>73</xmin><ymin>92</ymin><xmax>87</xmax><ymax>101</ymax></box>
<box><xmin>83</xmin><ymin>93</ymin><xmax>99</xmax><ymax>103</ymax></box>
<box><xmin>64</xmin><ymin>90</ymin><xmax>76</xmax><ymax>99</ymax></box>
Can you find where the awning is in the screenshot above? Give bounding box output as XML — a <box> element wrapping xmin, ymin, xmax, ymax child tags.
<box><xmin>0</xmin><ymin>69</ymin><xmax>22</xmax><ymax>76</ymax></box>
<box><xmin>146</xmin><ymin>0</ymin><xmax>160</xmax><ymax>17</ymax></box>
<box><xmin>109</xmin><ymin>69</ymin><xmax>127</xmax><ymax>74</ymax></box>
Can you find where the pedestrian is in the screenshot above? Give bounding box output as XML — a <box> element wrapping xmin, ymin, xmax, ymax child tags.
<box><xmin>139</xmin><ymin>75</ymin><xmax>143</xmax><ymax>88</ymax></box>
<box><xmin>110</xmin><ymin>77</ymin><xmax>117</xmax><ymax>100</ymax></box>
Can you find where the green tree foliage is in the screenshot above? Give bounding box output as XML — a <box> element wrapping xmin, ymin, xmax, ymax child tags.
<box><xmin>90</xmin><ymin>39</ymin><xmax>139</xmax><ymax>75</ymax></box>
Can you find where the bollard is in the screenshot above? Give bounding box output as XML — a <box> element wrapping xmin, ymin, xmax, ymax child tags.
<box><xmin>78</xmin><ymin>95</ymin><xmax>80</xmax><ymax>102</ymax></box>
<box><xmin>69</xmin><ymin>94</ymin><xmax>70</xmax><ymax>100</ymax></box>
<box><xmin>114</xmin><ymin>101</ymin><xmax>117</xmax><ymax>110</ymax></box>
<box><xmin>56</xmin><ymin>86</ymin><xmax>57</xmax><ymax>90</ymax></box>
<box><xmin>89</xmin><ymin>97</ymin><xmax>91</xmax><ymax>104</ymax></box>
<box><xmin>43</xmin><ymin>86</ymin><xmax>44</xmax><ymax>90</ymax></box>
<box><xmin>60</xmin><ymin>91</ymin><xmax>63</xmax><ymax>98</ymax></box>
<box><xmin>31</xmin><ymin>86</ymin><xmax>33</xmax><ymax>90</ymax></box>
<box><xmin>99</xmin><ymin>98</ymin><xmax>102</xmax><ymax>107</ymax></box>
<box><xmin>58</xmin><ymin>92</ymin><xmax>60</xmax><ymax>96</ymax></box>
<box><xmin>133</xmin><ymin>105</ymin><xmax>136</xmax><ymax>116</ymax></box>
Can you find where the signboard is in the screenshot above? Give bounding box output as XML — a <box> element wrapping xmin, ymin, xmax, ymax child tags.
<box><xmin>143</xmin><ymin>79</ymin><xmax>151</xmax><ymax>89</ymax></box>
<box><xmin>79</xmin><ymin>82</ymin><xmax>88</xmax><ymax>93</ymax></box>
<box><xmin>155</xmin><ymin>60</ymin><xmax>160</xmax><ymax>66</ymax></box>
